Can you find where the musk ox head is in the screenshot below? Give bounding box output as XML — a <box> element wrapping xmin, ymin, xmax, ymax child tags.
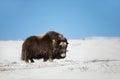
<box><xmin>46</xmin><ymin>31</ymin><xmax>68</xmax><ymax>52</ymax></box>
<box><xmin>52</xmin><ymin>38</ymin><xmax>69</xmax><ymax>59</ymax></box>
<box><xmin>45</xmin><ymin>31</ymin><xmax>69</xmax><ymax>61</ymax></box>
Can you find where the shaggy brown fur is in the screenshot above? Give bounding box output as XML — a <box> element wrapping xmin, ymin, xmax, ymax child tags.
<box><xmin>21</xmin><ymin>31</ymin><xmax>68</xmax><ymax>63</ymax></box>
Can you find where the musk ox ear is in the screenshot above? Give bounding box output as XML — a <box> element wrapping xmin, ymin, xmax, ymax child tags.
<box><xmin>52</xmin><ymin>39</ymin><xmax>57</xmax><ymax>52</ymax></box>
<box><xmin>52</xmin><ymin>39</ymin><xmax>56</xmax><ymax>46</ymax></box>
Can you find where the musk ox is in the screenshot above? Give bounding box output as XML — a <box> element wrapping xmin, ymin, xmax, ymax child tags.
<box><xmin>21</xmin><ymin>31</ymin><xmax>68</xmax><ymax>63</ymax></box>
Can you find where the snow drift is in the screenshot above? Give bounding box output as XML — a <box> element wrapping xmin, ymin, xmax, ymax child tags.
<box><xmin>0</xmin><ymin>37</ymin><xmax>120</xmax><ymax>79</ymax></box>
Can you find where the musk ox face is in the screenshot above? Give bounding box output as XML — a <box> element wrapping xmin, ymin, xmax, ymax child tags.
<box><xmin>52</xmin><ymin>38</ymin><xmax>68</xmax><ymax>59</ymax></box>
<box><xmin>21</xmin><ymin>31</ymin><xmax>68</xmax><ymax>63</ymax></box>
<box><xmin>59</xmin><ymin>42</ymin><xmax>68</xmax><ymax>58</ymax></box>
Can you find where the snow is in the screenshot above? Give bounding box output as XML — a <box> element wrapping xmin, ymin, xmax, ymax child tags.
<box><xmin>0</xmin><ymin>37</ymin><xmax>120</xmax><ymax>79</ymax></box>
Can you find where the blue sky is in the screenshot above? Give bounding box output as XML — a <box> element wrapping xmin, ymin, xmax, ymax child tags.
<box><xmin>0</xmin><ymin>0</ymin><xmax>120</xmax><ymax>40</ymax></box>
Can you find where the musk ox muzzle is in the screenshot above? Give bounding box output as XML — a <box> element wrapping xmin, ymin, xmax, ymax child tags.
<box><xmin>21</xmin><ymin>31</ymin><xmax>68</xmax><ymax>63</ymax></box>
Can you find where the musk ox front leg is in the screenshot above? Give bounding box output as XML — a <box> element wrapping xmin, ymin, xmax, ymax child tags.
<box><xmin>43</xmin><ymin>56</ymin><xmax>49</xmax><ymax>62</ymax></box>
<box><xmin>48</xmin><ymin>58</ymin><xmax>53</xmax><ymax>62</ymax></box>
<box><xmin>43</xmin><ymin>51</ymin><xmax>53</xmax><ymax>62</ymax></box>
<box><xmin>43</xmin><ymin>58</ymin><xmax>53</xmax><ymax>62</ymax></box>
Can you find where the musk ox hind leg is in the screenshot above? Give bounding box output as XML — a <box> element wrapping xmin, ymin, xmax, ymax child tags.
<box><xmin>24</xmin><ymin>57</ymin><xmax>34</xmax><ymax>63</ymax></box>
<box><xmin>21</xmin><ymin>49</ymin><xmax>29</xmax><ymax>63</ymax></box>
<box><xmin>21</xmin><ymin>44</ymin><xmax>30</xmax><ymax>63</ymax></box>
<box><xmin>24</xmin><ymin>58</ymin><xmax>34</xmax><ymax>63</ymax></box>
<box><xmin>30</xmin><ymin>58</ymin><xmax>34</xmax><ymax>63</ymax></box>
<box><xmin>21</xmin><ymin>48</ymin><xmax>35</xmax><ymax>63</ymax></box>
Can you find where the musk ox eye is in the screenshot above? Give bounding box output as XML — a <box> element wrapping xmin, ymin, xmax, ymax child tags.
<box><xmin>59</xmin><ymin>42</ymin><xmax>67</xmax><ymax>47</ymax></box>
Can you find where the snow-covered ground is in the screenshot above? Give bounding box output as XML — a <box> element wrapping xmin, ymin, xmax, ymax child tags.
<box><xmin>0</xmin><ymin>37</ymin><xmax>120</xmax><ymax>79</ymax></box>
